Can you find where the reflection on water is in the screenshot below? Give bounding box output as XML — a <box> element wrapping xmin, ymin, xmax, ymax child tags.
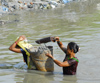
<box><xmin>0</xmin><ymin>0</ymin><xmax>100</xmax><ymax>83</ymax></box>
<box><xmin>15</xmin><ymin>70</ymin><xmax>78</xmax><ymax>83</ymax></box>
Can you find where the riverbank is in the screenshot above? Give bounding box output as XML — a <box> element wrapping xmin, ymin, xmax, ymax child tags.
<box><xmin>0</xmin><ymin>0</ymin><xmax>88</xmax><ymax>15</ymax></box>
<box><xmin>0</xmin><ymin>0</ymin><xmax>70</xmax><ymax>25</ymax></box>
<box><xmin>0</xmin><ymin>0</ymin><xmax>89</xmax><ymax>25</ymax></box>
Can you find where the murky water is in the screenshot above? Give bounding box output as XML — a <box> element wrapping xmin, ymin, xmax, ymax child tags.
<box><xmin>0</xmin><ymin>0</ymin><xmax>100</xmax><ymax>83</ymax></box>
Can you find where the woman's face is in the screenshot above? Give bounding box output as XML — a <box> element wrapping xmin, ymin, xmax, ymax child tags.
<box><xmin>66</xmin><ymin>45</ymin><xmax>69</xmax><ymax>51</ymax></box>
<box><xmin>66</xmin><ymin>45</ymin><xmax>74</xmax><ymax>55</ymax></box>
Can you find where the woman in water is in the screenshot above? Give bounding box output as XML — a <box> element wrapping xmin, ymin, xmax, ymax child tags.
<box><xmin>9</xmin><ymin>35</ymin><xmax>28</xmax><ymax>64</ymax></box>
<box><xmin>45</xmin><ymin>37</ymin><xmax>80</xmax><ymax>75</ymax></box>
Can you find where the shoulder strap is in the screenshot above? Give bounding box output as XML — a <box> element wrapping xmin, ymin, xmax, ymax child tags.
<box><xmin>71</xmin><ymin>58</ymin><xmax>79</xmax><ymax>63</ymax></box>
<box><xmin>68</xmin><ymin>57</ymin><xmax>79</xmax><ymax>63</ymax></box>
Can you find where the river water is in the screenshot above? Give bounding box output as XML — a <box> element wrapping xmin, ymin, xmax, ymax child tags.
<box><xmin>0</xmin><ymin>0</ymin><xmax>100</xmax><ymax>83</ymax></box>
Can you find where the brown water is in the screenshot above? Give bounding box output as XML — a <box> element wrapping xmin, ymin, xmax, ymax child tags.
<box><xmin>0</xmin><ymin>0</ymin><xmax>100</xmax><ymax>83</ymax></box>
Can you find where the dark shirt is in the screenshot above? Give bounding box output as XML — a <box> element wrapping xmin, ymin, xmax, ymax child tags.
<box><xmin>20</xmin><ymin>48</ymin><xmax>27</xmax><ymax>64</ymax></box>
<box><xmin>63</xmin><ymin>55</ymin><xmax>78</xmax><ymax>75</ymax></box>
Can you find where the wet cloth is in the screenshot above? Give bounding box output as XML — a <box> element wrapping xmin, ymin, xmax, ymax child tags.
<box><xmin>63</xmin><ymin>56</ymin><xmax>78</xmax><ymax>75</ymax></box>
<box><xmin>20</xmin><ymin>48</ymin><xmax>28</xmax><ymax>64</ymax></box>
<box><xmin>20</xmin><ymin>48</ymin><xmax>36</xmax><ymax>70</ymax></box>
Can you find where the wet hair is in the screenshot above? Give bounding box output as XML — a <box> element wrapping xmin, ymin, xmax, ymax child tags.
<box><xmin>68</xmin><ymin>42</ymin><xmax>79</xmax><ymax>53</ymax></box>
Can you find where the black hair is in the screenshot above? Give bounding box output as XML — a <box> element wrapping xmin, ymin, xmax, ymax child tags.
<box><xmin>68</xmin><ymin>42</ymin><xmax>79</xmax><ymax>53</ymax></box>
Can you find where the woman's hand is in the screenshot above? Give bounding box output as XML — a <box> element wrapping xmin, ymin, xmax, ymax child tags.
<box><xmin>55</xmin><ymin>37</ymin><xmax>59</xmax><ymax>42</ymax></box>
<box><xmin>18</xmin><ymin>35</ymin><xmax>26</xmax><ymax>41</ymax></box>
<box><xmin>16</xmin><ymin>35</ymin><xmax>26</xmax><ymax>43</ymax></box>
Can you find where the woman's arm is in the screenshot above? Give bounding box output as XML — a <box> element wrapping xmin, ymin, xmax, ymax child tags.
<box><xmin>45</xmin><ymin>53</ymin><xmax>70</xmax><ymax>67</ymax></box>
<box><xmin>55</xmin><ymin>37</ymin><xmax>67</xmax><ymax>54</ymax></box>
<box><xmin>9</xmin><ymin>35</ymin><xmax>26</xmax><ymax>53</ymax></box>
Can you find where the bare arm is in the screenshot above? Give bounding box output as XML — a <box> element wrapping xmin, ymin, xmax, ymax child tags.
<box><xmin>9</xmin><ymin>35</ymin><xmax>26</xmax><ymax>53</ymax></box>
<box><xmin>9</xmin><ymin>40</ymin><xmax>21</xmax><ymax>53</ymax></box>
<box><xmin>45</xmin><ymin>53</ymin><xmax>70</xmax><ymax>67</ymax></box>
<box><xmin>55</xmin><ymin>37</ymin><xmax>67</xmax><ymax>54</ymax></box>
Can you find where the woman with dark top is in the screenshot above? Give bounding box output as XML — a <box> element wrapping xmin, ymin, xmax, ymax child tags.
<box><xmin>45</xmin><ymin>37</ymin><xmax>80</xmax><ymax>75</ymax></box>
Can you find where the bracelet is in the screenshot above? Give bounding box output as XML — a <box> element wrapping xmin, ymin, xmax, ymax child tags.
<box><xmin>57</xmin><ymin>40</ymin><xmax>61</xmax><ymax>43</ymax></box>
<box><xmin>15</xmin><ymin>42</ymin><xmax>17</xmax><ymax>45</ymax></box>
